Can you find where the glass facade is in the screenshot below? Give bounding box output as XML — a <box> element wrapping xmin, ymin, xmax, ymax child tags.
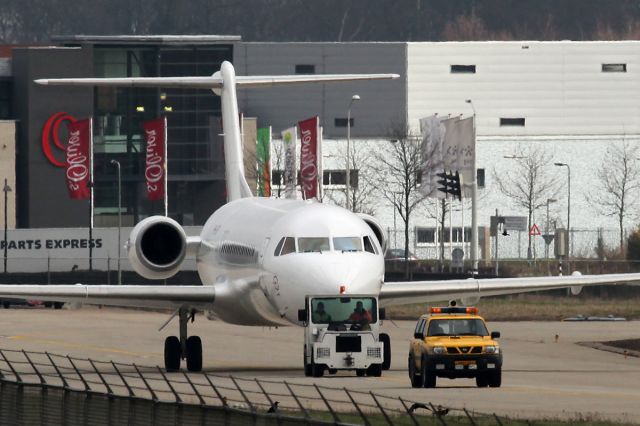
<box><xmin>92</xmin><ymin>45</ymin><xmax>232</xmax><ymax>225</ymax></box>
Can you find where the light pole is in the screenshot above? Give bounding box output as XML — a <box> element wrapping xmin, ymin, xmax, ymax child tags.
<box><xmin>110</xmin><ymin>160</ymin><xmax>122</xmax><ymax>285</ymax></box>
<box><xmin>346</xmin><ymin>94</ymin><xmax>360</xmax><ymax>211</ymax></box>
<box><xmin>554</xmin><ymin>162</ymin><xmax>571</xmax><ymax>259</ymax></box>
<box><xmin>464</xmin><ymin>99</ymin><xmax>478</xmax><ymax>274</ymax></box>
<box><xmin>3</xmin><ymin>178</ymin><xmax>11</xmax><ymax>273</ymax></box>
<box><xmin>545</xmin><ymin>198</ymin><xmax>557</xmax><ymax>258</ymax></box>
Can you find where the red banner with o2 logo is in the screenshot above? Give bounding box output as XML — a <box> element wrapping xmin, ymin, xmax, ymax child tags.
<box><xmin>298</xmin><ymin>116</ymin><xmax>319</xmax><ymax>200</ymax></box>
<box><xmin>143</xmin><ymin>118</ymin><xmax>167</xmax><ymax>201</ymax></box>
<box><xmin>65</xmin><ymin>119</ymin><xmax>92</xmax><ymax>200</ymax></box>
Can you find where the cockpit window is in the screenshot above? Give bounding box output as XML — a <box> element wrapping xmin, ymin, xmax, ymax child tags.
<box><xmin>363</xmin><ymin>236</ymin><xmax>377</xmax><ymax>254</ymax></box>
<box><xmin>274</xmin><ymin>237</ymin><xmax>285</xmax><ymax>256</ymax></box>
<box><xmin>298</xmin><ymin>237</ymin><xmax>330</xmax><ymax>253</ymax></box>
<box><xmin>281</xmin><ymin>237</ymin><xmax>296</xmax><ymax>255</ymax></box>
<box><xmin>333</xmin><ymin>237</ymin><xmax>363</xmax><ymax>252</ymax></box>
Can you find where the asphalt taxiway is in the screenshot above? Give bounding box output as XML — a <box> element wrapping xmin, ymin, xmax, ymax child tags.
<box><xmin>0</xmin><ymin>306</ymin><xmax>638</xmax><ymax>422</ymax></box>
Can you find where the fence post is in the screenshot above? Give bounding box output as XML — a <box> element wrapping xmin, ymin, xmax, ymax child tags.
<box><xmin>22</xmin><ymin>350</ymin><xmax>45</xmax><ymax>385</ymax></box>
<box><xmin>89</xmin><ymin>359</ymin><xmax>113</xmax><ymax>394</ymax></box>
<box><xmin>111</xmin><ymin>362</ymin><xmax>134</xmax><ymax>397</ymax></box>
<box><xmin>230</xmin><ymin>375</ymin><xmax>255</xmax><ymax>413</ymax></box>
<box><xmin>493</xmin><ymin>413</ymin><xmax>504</xmax><ymax>426</ymax></box>
<box><xmin>430</xmin><ymin>403</ymin><xmax>448</xmax><ymax>426</ymax></box>
<box><xmin>0</xmin><ymin>350</ymin><xmax>22</xmax><ymax>382</ymax></box>
<box><xmin>344</xmin><ymin>388</ymin><xmax>370</xmax><ymax>426</ymax></box>
<box><xmin>398</xmin><ymin>397</ymin><xmax>419</xmax><ymax>426</ymax></box>
<box><xmin>283</xmin><ymin>381</ymin><xmax>310</xmax><ymax>420</ymax></box>
<box><xmin>67</xmin><ymin>356</ymin><xmax>90</xmax><ymax>391</ymax></box>
<box><xmin>314</xmin><ymin>384</ymin><xmax>340</xmax><ymax>423</ymax></box>
<box><xmin>203</xmin><ymin>373</ymin><xmax>228</xmax><ymax>407</ymax></box>
<box><xmin>156</xmin><ymin>366</ymin><xmax>181</xmax><ymax>403</ymax></box>
<box><xmin>133</xmin><ymin>364</ymin><xmax>158</xmax><ymax>401</ymax></box>
<box><xmin>463</xmin><ymin>408</ymin><xmax>478</xmax><ymax>426</ymax></box>
<box><xmin>184</xmin><ymin>372</ymin><xmax>206</xmax><ymax>405</ymax></box>
<box><xmin>369</xmin><ymin>392</ymin><xmax>393</xmax><ymax>426</ymax></box>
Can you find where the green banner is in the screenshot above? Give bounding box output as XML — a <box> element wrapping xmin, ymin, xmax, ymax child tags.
<box><xmin>256</xmin><ymin>127</ymin><xmax>271</xmax><ymax>197</ymax></box>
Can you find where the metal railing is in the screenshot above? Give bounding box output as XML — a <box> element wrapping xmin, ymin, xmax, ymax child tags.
<box><xmin>0</xmin><ymin>348</ymin><xmax>529</xmax><ymax>426</ymax></box>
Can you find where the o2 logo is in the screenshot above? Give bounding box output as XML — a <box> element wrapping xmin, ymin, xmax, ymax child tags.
<box><xmin>41</xmin><ymin>112</ymin><xmax>77</xmax><ymax>167</ymax></box>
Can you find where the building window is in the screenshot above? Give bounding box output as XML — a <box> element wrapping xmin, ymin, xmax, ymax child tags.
<box><xmin>334</xmin><ymin>118</ymin><xmax>354</xmax><ymax>128</ymax></box>
<box><xmin>477</xmin><ymin>168</ymin><xmax>485</xmax><ymax>188</ymax></box>
<box><xmin>416</xmin><ymin>228</ymin><xmax>436</xmax><ymax>244</ymax></box>
<box><xmin>602</xmin><ymin>63</ymin><xmax>626</xmax><ymax>73</ymax></box>
<box><xmin>272</xmin><ymin>170</ymin><xmax>284</xmax><ymax>186</ymax></box>
<box><xmin>323</xmin><ymin>170</ymin><xmax>358</xmax><ymax>188</ymax></box>
<box><xmin>450</xmin><ymin>65</ymin><xmax>476</xmax><ymax>74</ymax></box>
<box><xmin>500</xmin><ymin>118</ymin><xmax>525</xmax><ymax>127</ymax></box>
<box><xmin>295</xmin><ymin>64</ymin><xmax>315</xmax><ymax>74</ymax></box>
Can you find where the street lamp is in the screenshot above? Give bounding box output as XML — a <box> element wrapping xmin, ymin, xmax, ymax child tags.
<box><xmin>110</xmin><ymin>160</ymin><xmax>122</xmax><ymax>285</ymax></box>
<box><xmin>545</xmin><ymin>198</ymin><xmax>557</xmax><ymax>258</ymax></box>
<box><xmin>464</xmin><ymin>99</ymin><xmax>478</xmax><ymax>274</ymax></box>
<box><xmin>346</xmin><ymin>94</ymin><xmax>360</xmax><ymax>211</ymax></box>
<box><xmin>554</xmin><ymin>162</ymin><xmax>571</xmax><ymax>259</ymax></box>
<box><xmin>3</xmin><ymin>178</ymin><xmax>11</xmax><ymax>273</ymax></box>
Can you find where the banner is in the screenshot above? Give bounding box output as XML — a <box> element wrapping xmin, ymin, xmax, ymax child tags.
<box><xmin>65</xmin><ymin>118</ymin><xmax>92</xmax><ymax>200</ymax></box>
<box><xmin>298</xmin><ymin>116</ymin><xmax>319</xmax><ymax>200</ymax></box>
<box><xmin>281</xmin><ymin>127</ymin><xmax>297</xmax><ymax>199</ymax></box>
<box><xmin>257</xmin><ymin>127</ymin><xmax>272</xmax><ymax>197</ymax></box>
<box><xmin>143</xmin><ymin>118</ymin><xmax>167</xmax><ymax>201</ymax></box>
<box><xmin>420</xmin><ymin>115</ymin><xmax>474</xmax><ymax>198</ymax></box>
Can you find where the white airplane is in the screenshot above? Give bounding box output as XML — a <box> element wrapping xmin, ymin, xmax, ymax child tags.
<box><xmin>0</xmin><ymin>61</ymin><xmax>638</xmax><ymax>372</ymax></box>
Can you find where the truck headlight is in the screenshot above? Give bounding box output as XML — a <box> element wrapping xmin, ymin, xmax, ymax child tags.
<box><xmin>431</xmin><ymin>346</ymin><xmax>445</xmax><ymax>355</ymax></box>
<box><xmin>484</xmin><ymin>345</ymin><xmax>499</xmax><ymax>354</ymax></box>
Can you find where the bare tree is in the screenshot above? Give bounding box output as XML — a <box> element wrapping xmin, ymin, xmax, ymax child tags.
<box><xmin>270</xmin><ymin>139</ymin><xmax>286</xmax><ymax>198</ymax></box>
<box><xmin>325</xmin><ymin>140</ymin><xmax>377</xmax><ymax>215</ymax></box>
<box><xmin>493</xmin><ymin>145</ymin><xmax>561</xmax><ymax>261</ymax></box>
<box><xmin>374</xmin><ymin>123</ymin><xmax>428</xmax><ymax>278</ymax></box>
<box><xmin>586</xmin><ymin>140</ymin><xmax>640</xmax><ymax>252</ymax></box>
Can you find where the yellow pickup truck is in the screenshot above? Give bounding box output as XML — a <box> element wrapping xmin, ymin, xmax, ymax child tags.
<box><xmin>408</xmin><ymin>306</ymin><xmax>502</xmax><ymax>388</ymax></box>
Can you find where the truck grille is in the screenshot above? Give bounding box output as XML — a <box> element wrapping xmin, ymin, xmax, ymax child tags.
<box><xmin>367</xmin><ymin>347</ymin><xmax>381</xmax><ymax>358</ymax></box>
<box><xmin>446</xmin><ymin>346</ymin><xmax>482</xmax><ymax>354</ymax></box>
<box><xmin>316</xmin><ymin>347</ymin><xmax>330</xmax><ymax>358</ymax></box>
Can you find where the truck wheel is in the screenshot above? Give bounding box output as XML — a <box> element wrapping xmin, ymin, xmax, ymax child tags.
<box><xmin>421</xmin><ymin>356</ymin><xmax>436</xmax><ymax>388</ymax></box>
<box><xmin>475</xmin><ymin>374</ymin><xmax>488</xmax><ymax>387</ymax></box>
<box><xmin>2</xmin><ymin>301</ymin><xmax>10</xmax><ymax>309</ymax></box>
<box><xmin>311</xmin><ymin>355</ymin><xmax>324</xmax><ymax>377</ymax></box>
<box><xmin>488</xmin><ymin>369</ymin><xmax>502</xmax><ymax>388</ymax></box>
<box><xmin>54</xmin><ymin>302</ymin><xmax>64</xmax><ymax>309</ymax></box>
<box><xmin>356</xmin><ymin>369</ymin><xmax>366</xmax><ymax>377</ymax></box>
<box><xmin>380</xmin><ymin>333</ymin><xmax>391</xmax><ymax>370</ymax></box>
<box><xmin>367</xmin><ymin>364</ymin><xmax>382</xmax><ymax>377</ymax></box>
<box><xmin>328</xmin><ymin>368</ymin><xmax>338</xmax><ymax>375</ymax></box>
<box><xmin>408</xmin><ymin>355</ymin><xmax>422</xmax><ymax>388</ymax></box>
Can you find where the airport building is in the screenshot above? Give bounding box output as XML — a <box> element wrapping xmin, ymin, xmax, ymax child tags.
<box><xmin>1</xmin><ymin>36</ymin><xmax>639</xmax><ymax>264</ymax></box>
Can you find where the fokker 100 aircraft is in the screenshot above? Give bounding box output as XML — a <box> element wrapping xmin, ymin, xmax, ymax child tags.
<box><xmin>0</xmin><ymin>61</ymin><xmax>638</xmax><ymax>372</ymax></box>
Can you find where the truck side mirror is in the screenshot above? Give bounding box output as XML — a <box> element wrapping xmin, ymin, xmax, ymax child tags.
<box><xmin>298</xmin><ymin>309</ymin><xmax>307</xmax><ymax>322</ymax></box>
<box><xmin>379</xmin><ymin>308</ymin><xmax>386</xmax><ymax>321</ymax></box>
<box><xmin>491</xmin><ymin>331</ymin><xmax>501</xmax><ymax>339</ymax></box>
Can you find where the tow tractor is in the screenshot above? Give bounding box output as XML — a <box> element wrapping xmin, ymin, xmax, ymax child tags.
<box><xmin>298</xmin><ymin>294</ymin><xmax>391</xmax><ymax>377</ymax></box>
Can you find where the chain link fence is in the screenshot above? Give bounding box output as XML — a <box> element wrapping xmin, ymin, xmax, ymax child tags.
<box><xmin>0</xmin><ymin>348</ymin><xmax>533</xmax><ymax>426</ymax></box>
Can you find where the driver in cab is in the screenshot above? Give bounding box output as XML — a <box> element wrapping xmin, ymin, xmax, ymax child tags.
<box><xmin>349</xmin><ymin>301</ymin><xmax>372</xmax><ymax>330</ymax></box>
<box><xmin>312</xmin><ymin>302</ymin><xmax>332</xmax><ymax>323</ymax></box>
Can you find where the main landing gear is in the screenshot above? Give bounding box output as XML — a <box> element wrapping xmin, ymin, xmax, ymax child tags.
<box><xmin>164</xmin><ymin>307</ymin><xmax>203</xmax><ymax>372</ymax></box>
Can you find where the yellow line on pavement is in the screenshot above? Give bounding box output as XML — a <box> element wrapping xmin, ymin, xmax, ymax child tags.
<box><xmin>9</xmin><ymin>335</ymin><xmax>155</xmax><ymax>357</ymax></box>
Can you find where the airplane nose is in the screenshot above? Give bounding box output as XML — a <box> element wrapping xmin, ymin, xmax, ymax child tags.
<box><xmin>308</xmin><ymin>255</ymin><xmax>382</xmax><ymax>294</ymax></box>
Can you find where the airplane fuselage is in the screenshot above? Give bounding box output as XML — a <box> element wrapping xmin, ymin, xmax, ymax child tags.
<box><xmin>197</xmin><ymin>198</ymin><xmax>385</xmax><ymax>326</ymax></box>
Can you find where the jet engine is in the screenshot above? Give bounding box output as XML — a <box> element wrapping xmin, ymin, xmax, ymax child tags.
<box><xmin>127</xmin><ymin>216</ymin><xmax>187</xmax><ymax>280</ymax></box>
<box><xmin>357</xmin><ymin>213</ymin><xmax>387</xmax><ymax>255</ymax></box>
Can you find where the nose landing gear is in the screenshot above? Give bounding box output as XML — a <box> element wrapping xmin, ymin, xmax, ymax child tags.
<box><xmin>163</xmin><ymin>307</ymin><xmax>203</xmax><ymax>372</ymax></box>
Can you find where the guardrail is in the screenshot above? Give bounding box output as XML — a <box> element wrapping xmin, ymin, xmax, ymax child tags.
<box><xmin>0</xmin><ymin>348</ymin><xmax>532</xmax><ymax>426</ymax></box>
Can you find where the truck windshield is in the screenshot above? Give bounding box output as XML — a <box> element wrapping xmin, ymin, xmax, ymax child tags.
<box><xmin>310</xmin><ymin>297</ymin><xmax>377</xmax><ymax>325</ymax></box>
<box><xmin>427</xmin><ymin>319</ymin><xmax>489</xmax><ymax>336</ymax></box>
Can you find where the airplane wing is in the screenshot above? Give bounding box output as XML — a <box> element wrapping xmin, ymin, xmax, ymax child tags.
<box><xmin>379</xmin><ymin>273</ymin><xmax>640</xmax><ymax>306</ymax></box>
<box><xmin>34</xmin><ymin>73</ymin><xmax>399</xmax><ymax>89</ymax></box>
<box><xmin>0</xmin><ymin>285</ymin><xmax>215</xmax><ymax>310</ymax></box>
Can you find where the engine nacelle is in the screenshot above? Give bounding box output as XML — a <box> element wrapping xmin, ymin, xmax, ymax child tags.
<box><xmin>357</xmin><ymin>213</ymin><xmax>387</xmax><ymax>255</ymax></box>
<box><xmin>127</xmin><ymin>216</ymin><xmax>187</xmax><ymax>280</ymax></box>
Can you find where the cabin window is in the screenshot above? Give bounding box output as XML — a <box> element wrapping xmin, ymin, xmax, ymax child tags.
<box><xmin>281</xmin><ymin>237</ymin><xmax>296</xmax><ymax>255</ymax></box>
<box><xmin>450</xmin><ymin>64</ymin><xmax>476</xmax><ymax>74</ymax></box>
<box><xmin>500</xmin><ymin>117</ymin><xmax>525</xmax><ymax>126</ymax></box>
<box><xmin>363</xmin><ymin>236</ymin><xmax>377</xmax><ymax>254</ymax></box>
<box><xmin>298</xmin><ymin>237</ymin><xmax>330</xmax><ymax>253</ymax></box>
<box><xmin>333</xmin><ymin>237</ymin><xmax>363</xmax><ymax>252</ymax></box>
<box><xmin>602</xmin><ymin>63</ymin><xmax>626</xmax><ymax>73</ymax></box>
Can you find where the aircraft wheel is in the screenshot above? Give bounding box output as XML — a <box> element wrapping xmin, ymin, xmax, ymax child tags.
<box><xmin>380</xmin><ymin>333</ymin><xmax>391</xmax><ymax>370</ymax></box>
<box><xmin>356</xmin><ymin>369</ymin><xmax>366</xmax><ymax>377</ymax></box>
<box><xmin>328</xmin><ymin>368</ymin><xmax>338</xmax><ymax>375</ymax></box>
<box><xmin>186</xmin><ymin>336</ymin><xmax>203</xmax><ymax>372</ymax></box>
<box><xmin>44</xmin><ymin>302</ymin><xmax>53</xmax><ymax>308</ymax></box>
<box><xmin>164</xmin><ymin>336</ymin><xmax>181</xmax><ymax>372</ymax></box>
<box><xmin>366</xmin><ymin>364</ymin><xmax>382</xmax><ymax>377</ymax></box>
<box><xmin>3</xmin><ymin>301</ymin><xmax>10</xmax><ymax>309</ymax></box>
<box><xmin>488</xmin><ymin>369</ymin><xmax>502</xmax><ymax>388</ymax></box>
<box><xmin>54</xmin><ymin>302</ymin><xmax>64</xmax><ymax>309</ymax></box>
<box><xmin>408</xmin><ymin>355</ymin><xmax>422</xmax><ymax>388</ymax></box>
